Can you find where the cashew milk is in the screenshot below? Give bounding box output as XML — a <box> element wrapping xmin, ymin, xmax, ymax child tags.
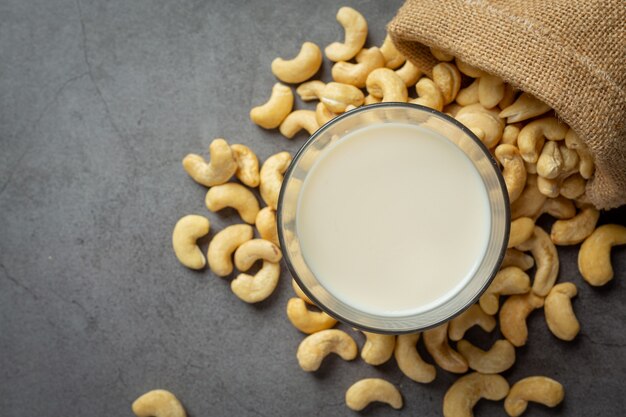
<box><xmin>296</xmin><ymin>123</ymin><xmax>491</xmax><ymax>316</ymax></box>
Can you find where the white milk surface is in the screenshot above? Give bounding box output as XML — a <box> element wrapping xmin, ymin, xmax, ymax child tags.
<box><xmin>296</xmin><ymin>123</ymin><xmax>491</xmax><ymax>316</ymax></box>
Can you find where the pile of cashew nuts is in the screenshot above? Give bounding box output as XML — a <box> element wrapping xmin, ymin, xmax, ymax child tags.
<box><xmin>135</xmin><ymin>6</ymin><xmax>626</xmax><ymax>417</ymax></box>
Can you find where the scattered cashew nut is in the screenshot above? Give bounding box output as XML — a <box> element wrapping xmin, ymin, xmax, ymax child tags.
<box><xmin>296</xmin><ymin>80</ymin><xmax>325</xmax><ymax>101</ymax></box>
<box><xmin>537</xmin><ymin>140</ymin><xmax>563</xmax><ymax>179</ymax></box>
<box><xmin>508</xmin><ymin>217</ymin><xmax>535</xmax><ymax>248</ymax></box>
<box><xmin>332</xmin><ymin>47</ymin><xmax>385</xmax><ymax>88</ymax></box>
<box><xmin>260</xmin><ymin>151</ymin><xmax>292</xmax><ymax>210</ymax></box>
<box><xmin>544</xmin><ymin>282</ymin><xmax>580</xmax><ymax>341</ymax></box>
<box><xmin>564</xmin><ymin>128</ymin><xmax>595</xmax><ymax>179</ymax></box>
<box><xmin>411</xmin><ymin>77</ymin><xmax>444</xmax><ymax>111</ymax></box>
<box><xmin>394</xmin><ymin>333</ymin><xmax>436</xmax><ymax>383</ymax></box>
<box><xmin>345</xmin><ymin>378</ymin><xmax>403</xmax><ymax>411</ymax></box>
<box><xmin>578</xmin><ymin>224</ymin><xmax>626</xmax><ymax>286</ymax></box>
<box><xmin>456</xmin><ymin>104</ymin><xmax>504</xmax><ymax>148</ymax></box>
<box><xmin>423</xmin><ymin>323</ymin><xmax>468</xmax><ymax>374</ymax></box>
<box><xmin>234</xmin><ymin>238</ymin><xmax>282</xmax><ymax>271</ymax></box>
<box><xmin>499</xmin><ymin>92</ymin><xmax>551</xmax><ymax>123</ymax></box>
<box><xmin>433</xmin><ymin>62</ymin><xmax>462</xmax><ymax>105</ymax></box>
<box><xmin>559</xmin><ymin>173</ymin><xmax>586</xmax><ymax>199</ymax></box>
<box><xmin>518</xmin><ymin>117</ymin><xmax>568</xmax><ymax>163</ymax></box>
<box><xmin>457</xmin><ymin>339</ymin><xmax>516</xmax><ymax>374</ymax></box>
<box><xmin>296</xmin><ymin>329</ymin><xmax>358</xmax><ymax>371</ymax></box>
<box><xmin>381</xmin><ymin>35</ymin><xmax>406</xmax><ymax>69</ymax></box>
<box><xmin>395</xmin><ymin>60</ymin><xmax>421</xmax><ymax>87</ymax></box>
<box><xmin>132</xmin><ymin>389</ymin><xmax>186</xmax><ymax>417</ymax></box>
<box><xmin>550</xmin><ymin>206</ymin><xmax>599</xmax><ymax>245</ymax></box>
<box><xmin>230</xmin><ymin>144</ymin><xmax>260</xmax><ymax>188</ymax></box>
<box><xmin>443</xmin><ymin>372</ymin><xmax>509</xmax><ymax>417</ymax></box>
<box><xmin>478</xmin><ymin>74</ymin><xmax>505</xmax><ymax>109</ymax></box>
<box><xmin>325</xmin><ymin>7</ymin><xmax>368</xmax><ymax>62</ymax></box>
<box><xmin>516</xmin><ymin>226</ymin><xmax>559</xmax><ymax>296</ymax></box>
<box><xmin>292</xmin><ymin>278</ymin><xmax>313</xmax><ymax>304</ymax></box>
<box><xmin>255</xmin><ymin>207</ymin><xmax>280</xmax><ymax>247</ymax></box>
<box><xmin>495</xmin><ymin>144</ymin><xmax>527</xmax><ymax>203</ymax></box>
<box><xmin>448</xmin><ymin>304</ymin><xmax>497</xmax><ymax>341</ymax></box>
<box><xmin>501</xmin><ymin>249</ymin><xmax>535</xmax><ymax>271</ymax></box>
<box><xmin>315</xmin><ymin>102</ymin><xmax>338</xmax><ymax>125</ymax></box>
<box><xmin>366</xmin><ymin>68</ymin><xmax>408</xmax><ymax>102</ymax></box>
<box><xmin>205</xmin><ymin>183</ymin><xmax>260</xmax><ymax>224</ymax></box>
<box><xmin>510</xmin><ymin>175</ymin><xmax>547</xmax><ymax>219</ymax></box>
<box><xmin>279</xmin><ymin>110</ymin><xmax>320</xmax><ymax>139</ymax></box>
<box><xmin>360</xmin><ymin>332</ymin><xmax>395</xmax><ymax>366</ymax></box>
<box><xmin>250</xmin><ymin>83</ymin><xmax>294</xmax><ymax>129</ymax></box>
<box><xmin>182</xmin><ymin>138</ymin><xmax>237</xmax><ymax>187</ymax></box>
<box><xmin>172</xmin><ymin>215</ymin><xmax>210</xmax><ymax>270</ymax></box>
<box><xmin>231</xmin><ymin>260</ymin><xmax>281</xmax><ymax>303</ymax></box>
<box><xmin>504</xmin><ymin>376</ymin><xmax>564</xmax><ymax>417</ymax></box>
<box><xmin>480</xmin><ymin>266</ymin><xmax>531</xmax><ymax>315</ymax></box>
<box><xmin>271</xmin><ymin>41</ymin><xmax>322</xmax><ymax>84</ymax></box>
<box><xmin>319</xmin><ymin>82</ymin><xmax>364</xmax><ymax>113</ymax></box>
<box><xmin>286</xmin><ymin>297</ymin><xmax>337</xmax><ymax>334</ymax></box>
<box><xmin>207</xmin><ymin>224</ymin><xmax>253</xmax><ymax>276</ymax></box>
<box><xmin>456</xmin><ymin>79</ymin><xmax>479</xmax><ymax>106</ymax></box>
<box><xmin>499</xmin><ymin>292</ymin><xmax>545</xmax><ymax>347</ymax></box>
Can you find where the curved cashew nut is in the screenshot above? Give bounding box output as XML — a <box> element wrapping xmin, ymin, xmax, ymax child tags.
<box><xmin>480</xmin><ymin>266</ymin><xmax>531</xmax><ymax>315</ymax></box>
<box><xmin>518</xmin><ymin>117</ymin><xmax>568</xmax><ymax>163</ymax></box>
<box><xmin>430</xmin><ymin>47</ymin><xmax>454</xmax><ymax>62</ymax></box>
<box><xmin>545</xmin><ymin>282</ymin><xmax>580</xmax><ymax>341</ymax></box>
<box><xmin>286</xmin><ymin>297</ymin><xmax>337</xmax><ymax>334</ymax></box>
<box><xmin>448</xmin><ymin>305</ymin><xmax>497</xmax><ymax>341</ymax></box>
<box><xmin>456</xmin><ymin>79</ymin><xmax>479</xmax><ymax>106</ymax></box>
<box><xmin>501</xmin><ymin>249</ymin><xmax>535</xmax><ymax>271</ymax></box>
<box><xmin>560</xmin><ymin>173</ymin><xmax>586</xmax><ymax>199</ymax></box>
<box><xmin>292</xmin><ymin>279</ymin><xmax>313</xmax><ymax>304</ymax></box>
<box><xmin>457</xmin><ymin>339</ymin><xmax>516</xmax><ymax>374</ymax></box>
<box><xmin>502</xmin><ymin>125</ymin><xmax>521</xmax><ymax>146</ymax></box>
<box><xmin>296</xmin><ymin>329</ymin><xmax>358</xmax><ymax>371</ymax></box>
<box><xmin>496</xmin><ymin>144</ymin><xmax>527</xmax><ymax>203</ymax></box>
<box><xmin>319</xmin><ymin>82</ymin><xmax>364</xmax><ymax>113</ymax></box>
<box><xmin>565</xmin><ymin>128</ymin><xmax>594</xmax><ymax>179</ymax></box>
<box><xmin>578</xmin><ymin>224</ymin><xmax>626</xmax><ymax>286</ymax></box>
<box><xmin>230</xmin><ymin>144</ymin><xmax>260</xmax><ymax>188</ymax></box>
<box><xmin>182</xmin><ymin>138</ymin><xmax>237</xmax><ymax>187</ymax></box>
<box><xmin>499</xmin><ymin>292</ymin><xmax>545</xmax><ymax>347</ymax></box>
<box><xmin>505</xmin><ymin>376</ymin><xmax>564</xmax><ymax>417</ymax></box>
<box><xmin>345</xmin><ymin>378</ymin><xmax>403</xmax><ymax>411</ymax></box>
<box><xmin>510</xmin><ymin>175</ymin><xmax>547</xmax><ymax>219</ymax></box>
<box><xmin>395</xmin><ymin>60</ymin><xmax>421</xmax><ymax>87</ymax></box>
<box><xmin>537</xmin><ymin>140</ymin><xmax>563</xmax><ymax>179</ymax></box>
<box><xmin>207</xmin><ymin>224</ymin><xmax>253</xmax><ymax>277</ymax></box>
<box><xmin>516</xmin><ymin>226</ymin><xmax>559</xmax><ymax>296</ymax></box>
<box><xmin>172</xmin><ymin>215</ymin><xmax>210</xmax><ymax>270</ymax></box>
<box><xmin>360</xmin><ymin>332</ymin><xmax>395</xmax><ymax>366</ymax></box>
<box><xmin>279</xmin><ymin>110</ymin><xmax>320</xmax><ymax>139</ymax></box>
<box><xmin>394</xmin><ymin>333</ymin><xmax>436</xmax><ymax>383</ymax></box>
<box><xmin>250</xmin><ymin>83</ymin><xmax>294</xmax><ymax>129</ymax></box>
<box><xmin>366</xmin><ymin>68</ymin><xmax>408</xmax><ymax>102</ymax></box>
<box><xmin>381</xmin><ymin>35</ymin><xmax>406</xmax><ymax>69</ymax></box>
<box><xmin>296</xmin><ymin>80</ymin><xmax>325</xmax><ymax>101</ymax></box>
<box><xmin>537</xmin><ymin>195</ymin><xmax>576</xmax><ymax>220</ymax></box>
<box><xmin>455</xmin><ymin>58</ymin><xmax>485</xmax><ymax>78</ymax></box>
<box><xmin>260</xmin><ymin>151</ymin><xmax>292</xmax><ymax>210</ymax></box>
<box><xmin>478</xmin><ymin>74</ymin><xmax>505</xmax><ymax>109</ymax></box>
<box><xmin>423</xmin><ymin>323</ymin><xmax>468</xmax><ymax>374</ymax></box>
<box><xmin>550</xmin><ymin>206</ymin><xmax>599</xmax><ymax>245</ymax></box>
<box><xmin>433</xmin><ymin>62</ymin><xmax>462</xmax><ymax>105</ymax></box>
<box><xmin>205</xmin><ymin>183</ymin><xmax>260</xmax><ymax>224</ymax></box>
<box><xmin>443</xmin><ymin>372</ymin><xmax>509</xmax><ymax>417</ymax></box>
<box><xmin>325</xmin><ymin>7</ymin><xmax>367</xmax><ymax>62</ymax></box>
<box><xmin>410</xmin><ymin>77</ymin><xmax>444</xmax><ymax>111</ymax></box>
<box><xmin>234</xmin><ymin>238</ymin><xmax>282</xmax><ymax>271</ymax></box>
<box><xmin>255</xmin><ymin>207</ymin><xmax>280</xmax><ymax>247</ymax></box>
<box><xmin>315</xmin><ymin>102</ymin><xmax>337</xmax><ymax>125</ymax></box>
<box><xmin>508</xmin><ymin>217</ymin><xmax>535</xmax><ymax>248</ymax></box>
<box><xmin>231</xmin><ymin>260</ymin><xmax>280</xmax><ymax>303</ymax></box>
<box><xmin>271</xmin><ymin>41</ymin><xmax>322</xmax><ymax>84</ymax></box>
<box><xmin>499</xmin><ymin>92</ymin><xmax>551</xmax><ymax>123</ymax></box>
<box><xmin>132</xmin><ymin>389</ymin><xmax>186</xmax><ymax>417</ymax></box>
<box><xmin>456</xmin><ymin>104</ymin><xmax>504</xmax><ymax>148</ymax></box>
<box><xmin>332</xmin><ymin>47</ymin><xmax>385</xmax><ymax>88</ymax></box>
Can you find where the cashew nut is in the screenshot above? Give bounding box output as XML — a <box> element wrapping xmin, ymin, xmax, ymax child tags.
<box><xmin>271</xmin><ymin>41</ymin><xmax>322</xmax><ymax>84</ymax></box>
<box><xmin>394</xmin><ymin>333</ymin><xmax>436</xmax><ymax>383</ymax></box>
<box><xmin>279</xmin><ymin>110</ymin><xmax>320</xmax><ymax>139</ymax></box>
<box><xmin>182</xmin><ymin>138</ymin><xmax>237</xmax><ymax>187</ymax></box>
<box><xmin>448</xmin><ymin>305</ymin><xmax>496</xmax><ymax>341</ymax></box>
<box><xmin>508</xmin><ymin>217</ymin><xmax>535</xmax><ymax>248</ymax></box>
<box><xmin>499</xmin><ymin>292</ymin><xmax>545</xmax><ymax>347</ymax></box>
<box><xmin>550</xmin><ymin>206</ymin><xmax>599</xmax><ymax>245</ymax></box>
<box><xmin>205</xmin><ymin>183</ymin><xmax>260</xmax><ymax>224</ymax></box>
<box><xmin>430</xmin><ymin>46</ymin><xmax>454</xmax><ymax>62</ymax></box>
<box><xmin>559</xmin><ymin>173</ymin><xmax>586</xmax><ymax>199</ymax></box>
<box><xmin>230</xmin><ymin>144</ymin><xmax>260</xmax><ymax>188</ymax></box>
<box><xmin>365</xmin><ymin>67</ymin><xmax>408</xmax><ymax>102</ymax></box>
<box><xmin>255</xmin><ymin>207</ymin><xmax>279</xmax><ymax>247</ymax></box>
<box><xmin>296</xmin><ymin>329</ymin><xmax>358</xmax><ymax>371</ymax></box>
<box><xmin>536</xmin><ymin>140</ymin><xmax>563</xmax><ymax>179</ymax></box>
<box><xmin>315</xmin><ymin>102</ymin><xmax>337</xmax><ymax>126</ymax></box>
<box><xmin>319</xmin><ymin>82</ymin><xmax>364</xmax><ymax>113</ymax></box>
<box><xmin>443</xmin><ymin>372</ymin><xmax>509</xmax><ymax>417</ymax></box>
<box><xmin>495</xmin><ymin>144</ymin><xmax>527</xmax><ymax>203</ymax></box>
<box><xmin>564</xmin><ymin>128</ymin><xmax>595</xmax><ymax>179</ymax></box>
<box><xmin>234</xmin><ymin>238</ymin><xmax>282</xmax><ymax>271</ymax></box>
<box><xmin>479</xmin><ymin>266</ymin><xmax>531</xmax><ymax>315</ymax></box>
<box><xmin>286</xmin><ymin>297</ymin><xmax>337</xmax><ymax>334</ymax></box>
<box><xmin>207</xmin><ymin>224</ymin><xmax>253</xmax><ymax>277</ymax></box>
<box><xmin>292</xmin><ymin>279</ymin><xmax>313</xmax><ymax>304</ymax></box>
<box><xmin>132</xmin><ymin>389</ymin><xmax>186</xmax><ymax>417</ymax></box>
<box><xmin>510</xmin><ymin>175</ymin><xmax>547</xmax><ymax>219</ymax></box>
<box><xmin>410</xmin><ymin>77</ymin><xmax>444</xmax><ymax>111</ymax></box>
<box><xmin>231</xmin><ymin>260</ymin><xmax>281</xmax><ymax>303</ymax></box>
<box><xmin>504</xmin><ymin>376</ymin><xmax>564</xmax><ymax>417</ymax></box>
<box><xmin>537</xmin><ymin>195</ymin><xmax>576</xmax><ymax>220</ymax></box>
<box><xmin>395</xmin><ymin>60</ymin><xmax>421</xmax><ymax>87</ymax></box>
<box><xmin>456</xmin><ymin>104</ymin><xmax>504</xmax><ymax>148</ymax></box>
<box><xmin>345</xmin><ymin>378</ymin><xmax>403</xmax><ymax>411</ymax></box>
<box><xmin>260</xmin><ymin>151</ymin><xmax>292</xmax><ymax>210</ymax></box>
<box><xmin>433</xmin><ymin>62</ymin><xmax>462</xmax><ymax>105</ymax></box>
<box><xmin>296</xmin><ymin>80</ymin><xmax>325</xmax><ymax>101</ymax></box>
<box><xmin>423</xmin><ymin>323</ymin><xmax>468</xmax><ymax>374</ymax></box>
<box><xmin>457</xmin><ymin>339</ymin><xmax>516</xmax><ymax>374</ymax></box>
<box><xmin>545</xmin><ymin>282</ymin><xmax>580</xmax><ymax>341</ymax></box>
<box><xmin>360</xmin><ymin>332</ymin><xmax>395</xmax><ymax>366</ymax></box>
<box><xmin>516</xmin><ymin>226</ymin><xmax>559</xmax><ymax>296</ymax></box>
<box><xmin>536</xmin><ymin>175</ymin><xmax>560</xmax><ymax>198</ymax></box>
<box><xmin>501</xmin><ymin>125</ymin><xmax>520</xmax><ymax>146</ymax></box>
<box><xmin>478</xmin><ymin>74</ymin><xmax>505</xmax><ymax>109</ymax></box>
<box><xmin>559</xmin><ymin>143</ymin><xmax>580</xmax><ymax>174</ymax></box>
<box><xmin>172</xmin><ymin>215</ymin><xmax>210</xmax><ymax>270</ymax></box>
<box><xmin>501</xmin><ymin>249</ymin><xmax>535</xmax><ymax>271</ymax></box>
<box><xmin>455</xmin><ymin>58</ymin><xmax>485</xmax><ymax>78</ymax></box>
<box><xmin>518</xmin><ymin>117</ymin><xmax>568</xmax><ymax>163</ymax></box>
<box><xmin>381</xmin><ymin>35</ymin><xmax>406</xmax><ymax>69</ymax></box>
<box><xmin>325</xmin><ymin>7</ymin><xmax>367</xmax><ymax>62</ymax></box>
<box><xmin>250</xmin><ymin>83</ymin><xmax>294</xmax><ymax>129</ymax></box>
<box><xmin>456</xmin><ymin>79</ymin><xmax>479</xmax><ymax>106</ymax></box>
<box><xmin>578</xmin><ymin>224</ymin><xmax>626</xmax><ymax>286</ymax></box>
<box><xmin>499</xmin><ymin>92</ymin><xmax>551</xmax><ymax>123</ymax></box>
<box><xmin>332</xmin><ymin>47</ymin><xmax>385</xmax><ymax>88</ymax></box>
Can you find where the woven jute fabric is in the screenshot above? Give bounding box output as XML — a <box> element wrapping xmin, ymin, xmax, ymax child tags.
<box><xmin>388</xmin><ymin>0</ymin><xmax>626</xmax><ymax>210</ymax></box>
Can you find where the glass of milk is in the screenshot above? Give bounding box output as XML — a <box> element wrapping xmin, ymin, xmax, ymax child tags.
<box><xmin>277</xmin><ymin>103</ymin><xmax>510</xmax><ymax>333</ymax></box>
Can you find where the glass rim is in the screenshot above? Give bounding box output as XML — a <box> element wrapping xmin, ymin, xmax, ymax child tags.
<box><xmin>277</xmin><ymin>102</ymin><xmax>510</xmax><ymax>334</ymax></box>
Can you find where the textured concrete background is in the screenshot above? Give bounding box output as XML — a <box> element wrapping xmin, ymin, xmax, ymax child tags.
<box><xmin>1</xmin><ymin>0</ymin><xmax>625</xmax><ymax>416</ymax></box>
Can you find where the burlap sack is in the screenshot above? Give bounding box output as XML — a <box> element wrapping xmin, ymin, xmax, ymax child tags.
<box><xmin>387</xmin><ymin>0</ymin><xmax>626</xmax><ymax>210</ymax></box>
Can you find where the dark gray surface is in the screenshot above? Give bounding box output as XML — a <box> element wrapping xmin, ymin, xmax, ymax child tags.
<box><xmin>1</xmin><ymin>0</ymin><xmax>625</xmax><ymax>416</ymax></box>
